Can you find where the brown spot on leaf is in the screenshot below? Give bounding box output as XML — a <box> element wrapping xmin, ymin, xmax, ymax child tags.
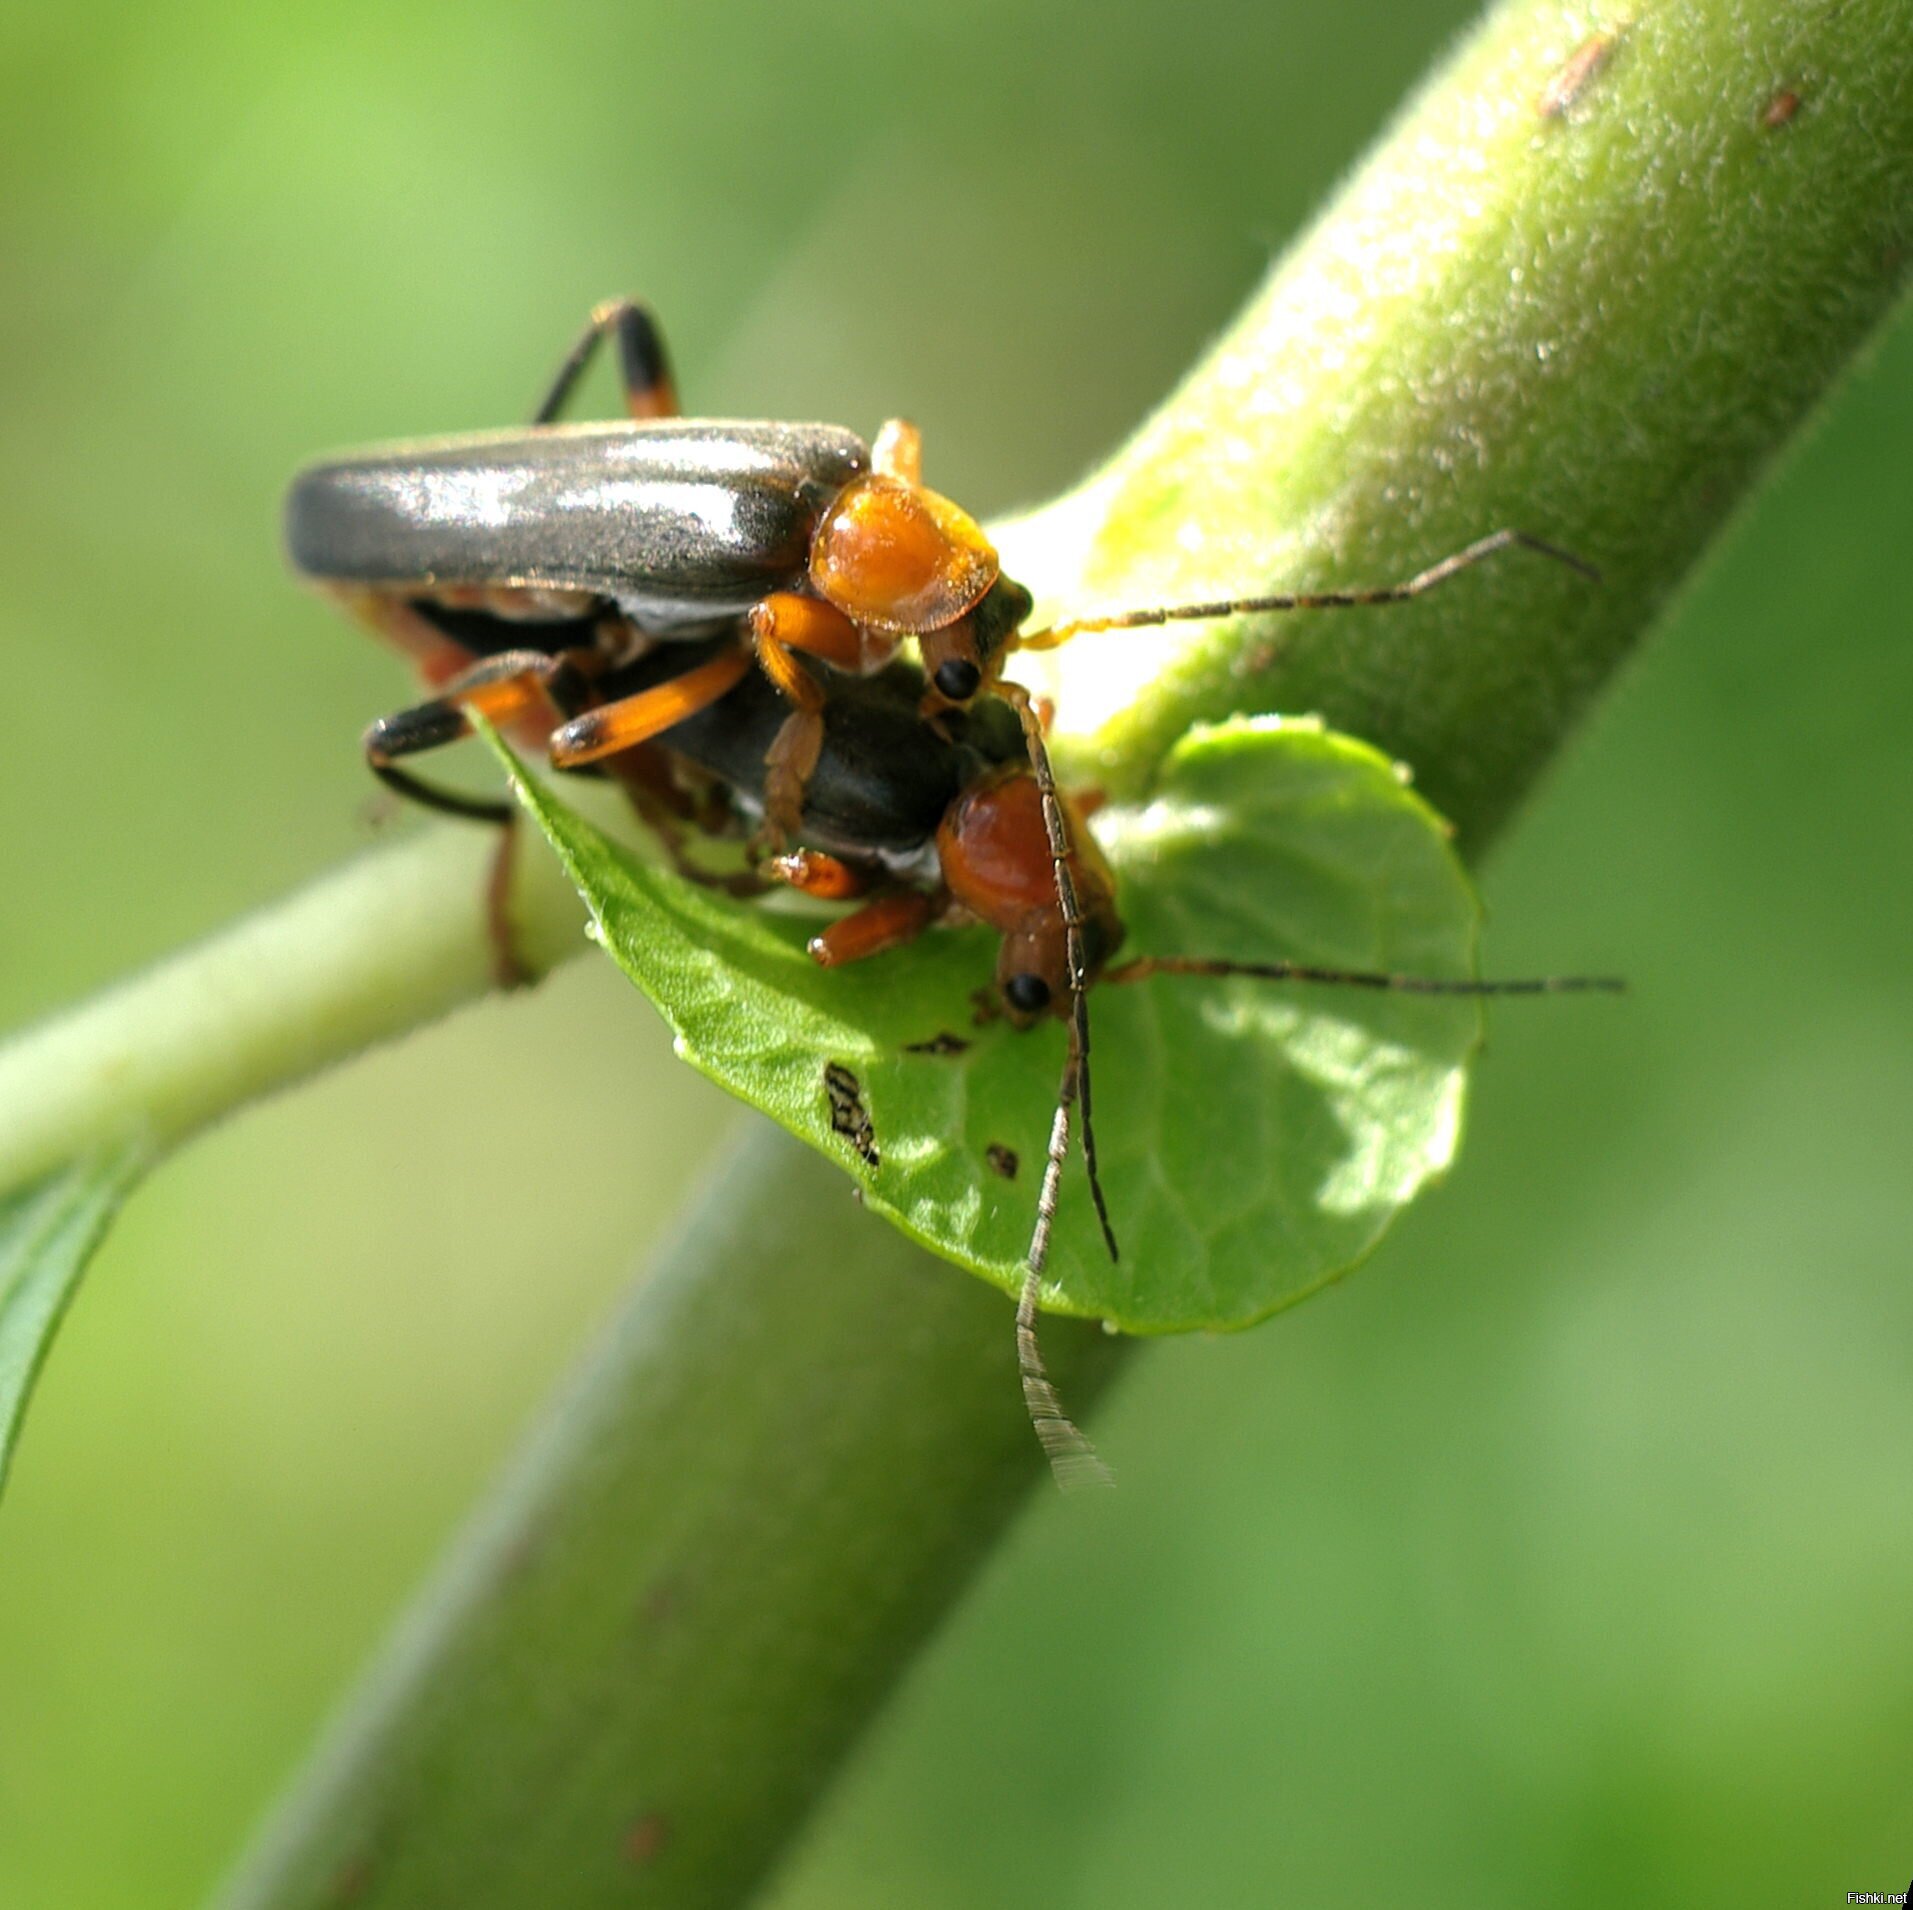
<box><xmin>904</xmin><ymin>1031</ymin><xmax>971</xmax><ymax>1056</ymax></box>
<box><xmin>327</xmin><ymin>1854</ymin><xmax>374</xmax><ymax>1902</ymax></box>
<box><xmin>1538</xmin><ymin>32</ymin><xmax>1617</xmax><ymax>119</ymax></box>
<box><xmin>824</xmin><ymin>1062</ymin><xmax>879</xmax><ymax>1169</ymax></box>
<box><xmin>1760</xmin><ymin>87</ymin><xmax>1802</xmax><ymax>129</ymax></box>
<box><xmin>639</xmin><ymin>1572</ymin><xmax>683</xmax><ymax>1627</ymax></box>
<box><xmin>623</xmin><ymin>1812</ymin><xmax>671</xmax><ymax>1867</ymax></box>
<box><xmin>985</xmin><ymin>1144</ymin><xmax>1019</xmax><ymax>1181</ymax></box>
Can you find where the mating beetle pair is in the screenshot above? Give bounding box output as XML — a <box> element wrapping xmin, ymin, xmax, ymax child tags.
<box><xmin>287</xmin><ymin>299</ymin><xmax>1024</xmax><ymax>847</ymax></box>
<box><xmin>288</xmin><ymin>298</ymin><xmax>1615</xmax><ymax>1484</ymax></box>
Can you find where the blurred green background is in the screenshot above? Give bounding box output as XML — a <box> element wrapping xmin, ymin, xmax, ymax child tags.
<box><xmin>2</xmin><ymin>0</ymin><xmax>1909</xmax><ymax>1904</ymax></box>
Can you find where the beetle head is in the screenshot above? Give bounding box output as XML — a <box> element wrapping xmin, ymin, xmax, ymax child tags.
<box><xmin>992</xmin><ymin>902</ymin><xmax>1122</xmax><ymax>1029</ymax></box>
<box><xmin>918</xmin><ymin>575</ymin><xmax>1035</xmax><ymax>708</ymax></box>
<box><xmin>934</xmin><ymin>767</ymin><xmax>1123</xmax><ymax>1028</ymax></box>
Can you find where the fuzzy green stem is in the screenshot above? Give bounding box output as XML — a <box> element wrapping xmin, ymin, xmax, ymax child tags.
<box><xmin>0</xmin><ymin>825</ymin><xmax>585</xmax><ymax>1193</ymax></box>
<box><xmin>1010</xmin><ymin>0</ymin><xmax>1910</xmax><ymax>845</ymax></box>
<box><xmin>215</xmin><ymin>1124</ymin><xmax>1122</xmax><ymax>1908</ymax></box>
<box><xmin>2</xmin><ymin>0</ymin><xmax>1898</xmax><ymax>1903</ymax></box>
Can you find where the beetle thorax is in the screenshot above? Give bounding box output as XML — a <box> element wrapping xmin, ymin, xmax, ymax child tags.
<box><xmin>807</xmin><ymin>476</ymin><xmax>998</xmax><ymax>634</ymax></box>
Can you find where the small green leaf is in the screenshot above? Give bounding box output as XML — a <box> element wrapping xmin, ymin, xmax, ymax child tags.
<box><xmin>0</xmin><ymin>1148</ymin><xmax>145</xmax><ymax>1495</ymax></box>
<box><xmin>490</xmin><ymin>716</ymin><xmax>1482</xmax><ymax>1333</ymax></box>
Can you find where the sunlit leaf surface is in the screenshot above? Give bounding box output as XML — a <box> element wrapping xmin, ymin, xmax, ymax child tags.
<box><xmin>496</xmin><ymin>716</ymin><xmax>1482</xmax><ymax>1331</ymax></box>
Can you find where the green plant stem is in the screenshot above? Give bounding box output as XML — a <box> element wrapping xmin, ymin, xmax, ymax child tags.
<box><xmin>0</xmin><ymin>825</ymin><xmax>584</xmax><ymax>1193</ymax></box>
<box><xmin>2</xmin><ymin>0</ymin><xmax>1891</xmax><ymax>1902</ymax></box>
<box><xmin>1010</xmin><ymin>0</ymin><xmax>1910</xmax><ymax>848</ymax></box>
<box><xmin>216</xmin><ymin>1123</ymin><xmax>1122</xmax><ymax>1908</ymax></box>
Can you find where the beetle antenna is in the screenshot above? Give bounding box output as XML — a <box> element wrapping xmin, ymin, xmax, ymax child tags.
<box><xmin>1018</xmin><ymin>1061</ymin><xmax>1113</xmax><ymax>1489</ymax></box>
<box><xmin>1101</xmin><ymin>955</ymin><xmax>1626</xmax><ymax>996</ymax></box>
<box><xmin>1001</xmin><ymin>682</ymin><xmax>1116</xmax><ymax>1490</ymax></box>
<box><xmin>1000</xmin><ymin>686</ymin><xmax>1119</xmax><ymax>1261</ymax></box>
<box><xmin>1017</xmin><ymin>529</ymin><xmax>1599</xmax><ymax>650</ymax></box>
<box><xmin>1072</xmin><ymin>978</ymin><xmax>1117</xmax><ymax>1262</ymax></box>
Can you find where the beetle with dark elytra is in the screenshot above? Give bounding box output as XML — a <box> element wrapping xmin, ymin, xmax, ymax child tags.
<box><xmin>287</xmin><ymin>297</ymin><xmax>1596</xmax><ymax>848</ymax></box>
<box><xmin>286</xmin><ymin>298</ymin><xmax>1621</xmax><ymax>1484</ymax></box>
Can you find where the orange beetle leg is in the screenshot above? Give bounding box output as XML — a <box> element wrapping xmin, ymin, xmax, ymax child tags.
<box><xmin>548</xmin><ymin>645</ymin><xmax>750</xmax><ymax>768</ymax></box>
<box><xmin>757</xmin><ymin>707</ymin><xmax>826</xmax><ymax>853</ymax></box>
<box><xmin>806</xmin><ymin>890</ymin><xmax>935</xmax><ymax>968</ymax></box>
<box><xmin>872</xmin><ymin>418</ymin><xmax>923</xmax><ymax>483</ymax></box>
<box><xmin>749</xmin><ymin>592</ymin><xmax>869</xmax><ymax>678</ymax></box>
<box><xmin>770</xmin><ymin>849</ymin><xmax>870</xmax><ymax>901</ymax></box>
<box><xmin>454</xmin><ymin>665</ymin><xmax>558</xmax><ymax>728</ymax></box>
<box><xmin>749</xmin><ymin>594</ymin><xmax>891</xmax><ymax>850</ymax></box>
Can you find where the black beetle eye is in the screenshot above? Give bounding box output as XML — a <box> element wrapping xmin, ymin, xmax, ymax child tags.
<box><xmin>1004</xmin><ymin>972</ymin><xmax>1051</xmax><ymax>1015</ymax></box>
<box><xmin>934</xmin><ymin>658</ymin><xmax>982</xmax><ymax>701</ymax></box>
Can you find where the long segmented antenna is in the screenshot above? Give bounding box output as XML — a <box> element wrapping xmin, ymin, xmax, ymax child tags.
<box><xmin>1001</xmin><ymin>682</ymin><xmax>1115</xmax><ymax>1490</ymax></box>
<box><xmin>1017</xmin><ymin>528</ymin><xmax>1599</xmax><ymax>650</ymax></box>
<box><xmin>987</xmin><ymin>527</ymin><xmax>1601</xmax><ymax>1487</ymax></box>
<box><xmin>1002</xmin><ymin>684</ymin><xmax>1120</xmax><ymax>1264</ymax></box>
<box><xmin>1102</xmin><ymin>956</ymin><xmax>1625</xmax><ymax>995</ymax></box>
<box><xmin>1018</xmin><ymin>1072</ymin><xmax>1113</xmax><ymax>1490</ymax></box>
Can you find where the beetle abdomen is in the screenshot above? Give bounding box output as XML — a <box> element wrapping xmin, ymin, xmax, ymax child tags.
<box><xmin>597</xmin><ymin>643</ymin><xmax>1024</xmax><ymax>859</ymax></box>
<box><xmin>286</xmin><ymin>421</ymin><xmax>868</xmax><ymax>628</ymax></box>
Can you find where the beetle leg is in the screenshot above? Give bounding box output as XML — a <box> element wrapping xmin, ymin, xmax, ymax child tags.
<box><xmin>363</xmin><ymin>649</ymin><xmax>590</xmax><ymax>823</ymax></box>
<box><xmin>747</xmin><ymin>598</ymin><xmax>838</xmax><ymax>851</ymax></box>
<box><xmin>871</xmin><ymin>418</ymin><xmax>922</xmax><ymax>483</ymax></box>
<box><xmin>748</xmin><ymin>592</ymin><xmax>867</xmax><ymax>672</ymax></box>
<box><xmin>531</xmin><ymin>296</ymin><xmax>678</xmax><ymax>425</ymax></box>
<box><xmin>548</xmin><ymin>645</ymin><xmax>751</xmax><ymax>768</ymax></box>
<box><xmin>804</xmin><ymin>890</ymin><xmax>936</xmax><ymax>968</ymax></box>
<box><xmin>746</xmin><ymin>593</ymin><xmax>894</xmax><ymax>851</ymax></box>
<box><xmin>756</xmin><ymin>711</ymin><xmax>826</xmax><ymax>854</ymax></box>
<box><xmin>363</xmin><ymin>648</ymin><xmax>590</xmax><ymax>989</ymax></box>
<box><xmin>480</xmin><ymin>821</ymin><xmax>533</xmax><ymax>992</ymax></box>
<box><xmin>769</xmin><ymin>849</ymin><xmax>871</xmax><ymax>901</ymax></box>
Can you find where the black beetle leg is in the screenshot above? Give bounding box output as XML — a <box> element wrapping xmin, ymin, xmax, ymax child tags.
<box><xmin>362</xmin><ymin>648</ymin><xmax>591</xmax><ymax>823</ymax></box>
<box><xmin>362</xmin><ymin>647</ymin><xmax>591</xmax><ymax>989</ymax></box>
<box><xmin>531</xmin><ymin>297</ymin><xmax>678</xmax><ymax>425</ymax></box>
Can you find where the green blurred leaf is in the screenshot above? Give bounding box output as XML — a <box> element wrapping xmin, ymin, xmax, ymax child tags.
<box><xmin>0</xmin><ymin>1148</ymin><xmax>144</xmax><ymax>1496</ymax></box>
<box><xmin>493</xmin><ymin>715</ymin><xmax>1483</xmax><ymax>1332</ymax></box>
